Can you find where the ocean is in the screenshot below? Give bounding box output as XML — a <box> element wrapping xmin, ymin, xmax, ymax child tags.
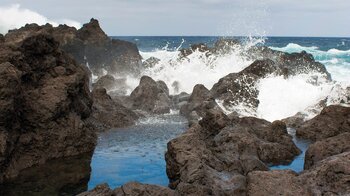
<box><xmin>112</xmin><ymin>36</ymin><xmax>350</xmax><ymax>121</ymax></box>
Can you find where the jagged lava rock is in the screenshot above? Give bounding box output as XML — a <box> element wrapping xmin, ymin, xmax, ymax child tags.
<box><xmin>142</xmin><ymin>56</ymin><xmax>160</xmax><ymax>68</ymax></box>
<box><xmin>304</xmin><ymin>132</ymin><xmax>350</xmax><ymax>170</ymax></box>
<box><xmin>247</xmin><ymin>170</ymin><xmax>308</xmax><ymax>196</ymax></box>
<box><xmin>165</xmin><ymin>109</ymin><xmax>300</xmax><ymax>195</ymax></box>
<box><xmin>89</xmin><ymin>88</ymin><xmax>138</xmax><ymax>130</ymax></box>
<box><xmin>78</xmin><ymin>182</ymin><xmax>174</xmax><ymax>196</ymax></box>
<box><xmin>247</xmin><ymin>152</ymin><xmax>350</xmax><ymax>196</ymax></box>
<box><xmin>0</xmin><ymin>34</ymin><xmax>96</xmax><ymax>182</ymax></box>
<box><xmin>129</xmin><ymin>76</ymin><xmax>171</xmax><ymax>114</ymax></box>
<box><xmin>296</xmin><ymin>105</ymin><xmax>350</xmax><ymax>141</ymax></box>
<box><xmin>4</xmin><ymin>19</ymin><xmax>142</xmax><ymax>76</ymax></box>
<box><xmin>180</xmin><ymin>84</ymin><xmax>222</xmax><ymax>122</ymax></box>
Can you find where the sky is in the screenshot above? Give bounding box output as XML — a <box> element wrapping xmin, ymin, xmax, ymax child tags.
<box><xmin>0</xmin><ymin>0</ymin><xmax>349</xmax><ymax>37</ymax></box>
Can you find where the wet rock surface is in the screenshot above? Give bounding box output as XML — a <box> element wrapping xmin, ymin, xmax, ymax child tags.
<box><xmin>4</xmin><ymin>18</ymin><xmax>142</xmax><ymax>77</ymax></box>
<box><xmin>180</xmin><ymin>84</ymin><xmax>222</xmax><ymax>123</ymax></box>
<box><xmin>210</xmin><ymin>55</ymin><xmax>330</xmax><ymax>112</ymax></box>
<box><xmin>165</xmin><ymin>109</ymin><xmax>300</xmax><ymax>195</ymax></box>
<box><xmin>304</xmin><ymin>132</ymin><xmax>350</xmax><ymax>169</ymax></box>
<box><xmin>129</xmin><ymin>76</ymin><xmax>171</xmax><ymax>114</ymax></box>
<box><xmin>296</xmin><ymin>105</ymin><xmax>350</xmax><ymax>141</ymax></box>
<box><xmin>0</xmin><ymin>33</ymin><xmax>97</xmax><ymax>182</ymax></box>
<box><xmin>247</xmin><ymin>152</ymin><xmax>350</xmax><ymax>196</ymax></box>
<box><xmin>79</xmin><ymin>182</ymin><xmax>174</xmax><ymax>196</ymax></box>
<box><xmin>0</xmin><ymin>154</ymin><xmax>92</xmax><ymax>196</ymax></box>
<box><xmin>89</xmin><ymin>88</ymin><xmax>138</xmax><ymax>130</ymax></box>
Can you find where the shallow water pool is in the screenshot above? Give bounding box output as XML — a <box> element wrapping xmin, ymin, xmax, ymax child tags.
<box><xmin>270</xmin><ymin>128</ymin><xmax>312</xmax><ymax>172</ymax></box>
<box><xmin>88</xmin><ymin>114</ymin><xmax>188</xmax><ymax>190</ymax></box>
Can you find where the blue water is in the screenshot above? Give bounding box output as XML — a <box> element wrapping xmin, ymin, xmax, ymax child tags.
<box><xmin>88</xmin><ymin>36</ymin><xmax>349</xmax><ymax>188</ymax></box>
<box><xmin>113</xmin><ymin>36</ymin><xmax>350</xmax><ymax>52</ymax></box>
<box><xmin>88</xmin><ymin>114</ymin><xmax>187</xmax><ymax>190</ymax></box>
<box><xmin>270</xmin><ymin>128</ymin><xmax>312</xmax><ymax>173</ymax></box>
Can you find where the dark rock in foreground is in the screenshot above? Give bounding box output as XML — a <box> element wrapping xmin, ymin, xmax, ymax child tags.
<box><xmin>129</xmin><ymin>76</ymin><xmax>171</xmax><ymax>114</ymax></box>
<box><xmin>247</xmin><ymin>152</ymin><xmax>350</xmax><ymax>196</ymax></box>
<box><xmin>89</xmin><ymin>88</ymin><xmax>139</xmax><ymax>130</ymax></box>
<box><xmin>0</xmin><ymin>154</ymin><xmax>92</xmax><ymax>196</ymax></box>
<box><xmin>165</xmin><ymin>109</ymin><xmax>300</xmax><ymax>195</ymax></box>
<box><xmin>78</xmin><ymin>182</ymin><xmax>174</xmax><ymax>196</ymax></box>
<box><xmin>296</xmin><ymin>105</ymin><xmax>350</xmax><ymax>141</ymax></box>
<box><xmin>0</xmin><ymin>33</ymin><xmax>96</xmax><ymax>182</ymax></box>
<box><xmin>304</xmin><ymin>132</ymin><xmax>350</xmax><ymax>169</ymax></box>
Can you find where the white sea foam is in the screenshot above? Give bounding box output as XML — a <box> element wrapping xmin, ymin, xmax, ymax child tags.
<box><xmin>256</xmin><ymin>74</ymin><xmax>333</xmax><ymax>121</ymax></box>
<box><xmin>138</xmin><ymin>45</ymin><xmax>253</xmax><ymax>94</ymax></box>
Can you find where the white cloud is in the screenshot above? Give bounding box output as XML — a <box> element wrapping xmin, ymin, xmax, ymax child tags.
<box><xmin>0</xmin><ymin>4</ymin><xmax>81</xmax><ymax>34</ymax></box>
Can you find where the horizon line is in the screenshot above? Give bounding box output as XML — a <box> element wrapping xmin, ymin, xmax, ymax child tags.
<box><xmin>110</xmin><ymin>35</ymin><xmax>350</xmax><ymax>39</ymax></box>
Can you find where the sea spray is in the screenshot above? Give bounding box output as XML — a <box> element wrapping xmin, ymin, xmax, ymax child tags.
<box><xmin>108</xmin><ymin>38</ymin><xmax>350</xmax><ymax>121</ymax></box>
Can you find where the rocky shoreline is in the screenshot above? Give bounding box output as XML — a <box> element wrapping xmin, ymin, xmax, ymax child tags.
<box><xmin>0</xmin><ymin>19</ymin><xmax>349</xmax><ymax>195</ymax></box>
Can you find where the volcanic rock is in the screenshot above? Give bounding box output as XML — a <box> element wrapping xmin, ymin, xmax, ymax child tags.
<box><xmin>78</xmin><ymin>182</ymin><xmax>174</xmax><ymax>196</ymax></box>
<box><xmin>180</xmin><ymin>84</ymin><xmax>218</xmax><ymax>121</ymax></box>
<box><xmin>142</xmin><ymin>57</ymin><xmax>160</xmax><ymax>68</ymax></box>
<box><xmin>4</xmin><ymin>18</ymin><xmax>142</xmax><ymax>77</ymax></box>
<box><xmin>165</xmin><ymin>109</ymin><xmax>300</xmax><ymax>195</ymax></box>
<box><xmin>247</xmin><ymin>152</ymin><xmax>350</xmax><ymax>196</ymax></box>
<box><xmin>89</xmin><ymin>88</ymin><xmax>138</xmax><ymax>130</ymax></box>
<box><xmin>304</xmin><ymin>132</ymin><xmax>350</xmax><ymax>169</ymax></box>
<box><xmin>129</xmin><ymin>76</ymin><xmax>171</xmax><ymax>114</ymax></box>
<box><xmin>180</xmin><ymin>43</ymin><xmax>210</xmax><ymax>57</ymax></box>
<box><xmin>0</xmin><ymin>33</ymin><xmax>96</xmax><ymax>182</ymax></box>
<box><xmin>296</xmin><ymin>105</ymin><xmax>350</xmax><ymax>141</ymax></box>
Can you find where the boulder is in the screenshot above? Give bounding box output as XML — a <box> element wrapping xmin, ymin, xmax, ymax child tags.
<box><xmin>165</xmin><ymin>109</ymin><xmax>300</xmax><ymax>195</ymax></box>
<box><xmin>180</xmin><ymin>84</ymin><xmax>218</xmax><ymax>121</ymax></box>
<box><xmin>129</xmin><ymin>76</ymin><xmax>171</xmax><ymax>114</ymax></box>
<box><xmin>304</xmin><ymin>132</ymin><xmax>350</xmax><ymax>169</ymax></box>
<box><xmin>281</xmin><ymin>112</ymin><xmax>307</xmax><ymax>128</ymax></box>
<box><xmin>78</xmin><ymin>182</ymin><xmax>174</xmax><ymax>196</ymax></box>
<box><xmin>93</xmin><ymin>75</ymin><xmax>116</xmax><ymax>91</ymax></box>
<box><xmin>246</xmin><ymin>152</ymin><xmax>350</xmax><ymax>196</ymax></box>
<box><xmin>0</xmin><ymin>33</ymin><xmax>96</xmax><ymax>182</ymax></box>
<box><xmin>170</xmin><ymin>92</ymin><xmax>190</xmax><ymax>110</ymax></box>
<box><xmin>211</xmin><ymin>38</ymin><xmax>240</xmax><ymax>54</ymax></box>
<box><xmin>142</xmin><ymin>57</ymin><xmax>160</xmax><ymax>68</ymax></box>
<box><xmin>300</xmin><ymin>152</ymin><xmax>350</xmax><ymax>195</ymax></box>
<box><xmin>180</xmin><ymin>43</ymin><xmax>210</xmax><ymax>58</ymax></box>
<box><xmin>296</xmin><ymin>105</ymin><xmax>350</xmax><ymax>141</ymax></box>
<box><xmin>92</xmin><ymin>75</ymin><xmax>128</xmax><ymax>95</ymax></box>
<box><xmin>247</xmin><ymin>170</ymin><xmax>308</xmax><ymax>196</ymax></box>
<box><xmin>4</xmin><ymin>18</ymin><xmax>142</xmax><ymax>77</ymax></box>
<box><xmin>89</xmin><ymin>88</ymin><xmax>138</xmax><ymax>130</ymax></box>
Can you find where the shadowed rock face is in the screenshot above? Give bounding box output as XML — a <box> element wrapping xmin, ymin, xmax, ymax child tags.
<box><xmin>0</xmin><ymin>33</ymin><xmax>96</xmax><ymax>182</ymax></box>
<box><xmin>0</xmin><ymin>154</ymin><xmax>92</xmax><ymax>196</ymax></box>
<box><xmin>78</xmin><ymin>182</ymin><xmax>174</xmax><ymax>196</ymax></box>
<box><xmin>129</xmin><ymin>76</ymin><xmax>171</xmax><ymax>114</ymax></box>
<box><xmin>304</xmin><ymin>132</ymin><xmax>350</xmax><ymax>169</ymax></box>
<box><xmin>247</xmin><ymin>152</ymin><xmax>350</xmax><ymax>196</ymax></box>
<box><xmin>165</xmin><ymin>109</ymin><xmax>300</xmax><ymax>195</ymax></box>
<box><xmin>89</xmin><ymin>88</ymin><xmax>139</xmax><ymax>130</ymax></box>
<box><xmin>4</xmin><ymin>18</ymin><xmax>142</xmax><ymax>77</ymax></box>
<box><xmin>210</xmin><ymin>55</ymin><xmax>330</xmax><ymax>113</ymax></box>
<box><xmin>296</xmin><ymin>105</ymin><xmax>350</xmax><ymax>141</ymax></box>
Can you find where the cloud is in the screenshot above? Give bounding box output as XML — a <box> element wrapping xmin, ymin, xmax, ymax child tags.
<box><xmin>0</xmin><ymin>4</ymin><xmax>81</xmax><ymax>34</ymax></box>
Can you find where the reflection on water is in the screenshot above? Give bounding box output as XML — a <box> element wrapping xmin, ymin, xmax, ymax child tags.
<box><xmin>88</xmin><ymin>114</ymin><xmax>187</xmax><ymax>190</ymax></box>
<box><xmin>270</xmin><ymin>128</ymin><xmax>312</xmax><ymax>173</ymax></box>
<box><xmin>0</xmin><ymin>154</ymin><xmax>92</xmax><ymax>196</ymax></box>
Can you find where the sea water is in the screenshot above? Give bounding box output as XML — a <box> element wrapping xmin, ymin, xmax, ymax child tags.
<box><xmin>88</xmin><ymin>113</ymin><xmax>187</xmax><ymax>190</ymax></box>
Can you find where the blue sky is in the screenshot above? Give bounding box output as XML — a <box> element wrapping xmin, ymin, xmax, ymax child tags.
<box><xmin>0</xmin><ymin>0</ymin><xmax>349</xmax><ymax>37</ymax></box>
